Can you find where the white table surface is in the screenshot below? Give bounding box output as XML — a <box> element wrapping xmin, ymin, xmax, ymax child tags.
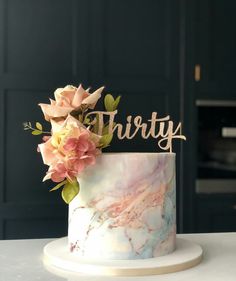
<box><xmin>0</xmin><ymin>233</ymin><xmax>235</xmax><ymax>281</ymax></box>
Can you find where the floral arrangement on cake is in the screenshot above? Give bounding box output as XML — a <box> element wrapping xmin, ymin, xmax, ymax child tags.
<box><xmin>24</xmin><ymin>85</ymin><xmax>121</xmax><ymax>203</ymax></box>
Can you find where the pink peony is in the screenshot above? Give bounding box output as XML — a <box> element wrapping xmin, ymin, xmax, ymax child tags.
<box><xmin>50</xmin><ymin>163</ymin><xmax>78</xmax><ymax>183</ymax></box>
<box><xmin>38</xmin><ymin>115</ymin><xmax>101</xmax><ymax>183</ymax></box>
<box><xmin>39</xmin><ymin>84</ymin><xmax>104</xmax><ymax>121</ymax></box>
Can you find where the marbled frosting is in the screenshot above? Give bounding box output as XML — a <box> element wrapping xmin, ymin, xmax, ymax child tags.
<box><xmin>68</xmin><ymin>153</ymin><xmax>176</xmax><ymax>260</ymax></box>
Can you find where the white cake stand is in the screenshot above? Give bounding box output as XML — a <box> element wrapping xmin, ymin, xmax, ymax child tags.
<box><xmin>43</xmin><ymin>237</ymin><xmax>203</xmax><ymax>276</ymax></box>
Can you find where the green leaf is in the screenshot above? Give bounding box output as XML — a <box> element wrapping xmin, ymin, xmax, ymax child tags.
<box><xmin>36</xmin><ymin>122</ymin><xmax>43</xmax><ymax>131</ymax></box>
<box><xmin>113</xmin><ymin>95</ymin><xmax>121</xmax><ymax>110</ymax></box>
<box><xmin>99</xmin><ymin>133</ymin><xmax>113</xmax><ymax>148</ymax></box>
<box><xmin>61</xmin><ymin>181</ymin><xmax>80</xmax><ymax>204</ymax></box>
<box><xmin>84</xmin><ymin>116</ymin><xmax>91</xmax><ymax>125</ymax></box>
<box><xmin>104</xmin><ymin>94</ymin><xmax>115</xmax><ymax>112</ymax></box>
<box><xmin>50</xmin><ymin>180</ymin><xmax>67</xmax><ymax>192</ymax></box>
<box><xmin>32</xmin><ymin>130</ymin><xmax>42</xmax><ymax>135</ymax></box>
<box><xmin>102</xmin><ymin>124</ymin><xmax>110</xmax><ymax>135</ymax></box>
<box><xmin>102</xmin><ymin>122</ymin><xmax>116</xmax><ymax>135</ymax></box>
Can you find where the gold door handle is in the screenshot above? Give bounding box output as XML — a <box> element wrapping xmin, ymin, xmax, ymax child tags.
<box><xmin>195</xmin><ymin>64</ymin><xmax>201</xmax><ymax>81</ymax></box>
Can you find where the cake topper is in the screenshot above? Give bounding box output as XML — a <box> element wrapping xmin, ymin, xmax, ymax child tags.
<box><xmin>24</xmin><ymin>85</ymin><xmax>186</xmax><ymax>203</ymax></box>
<box><xmin>85</xmin><ymin>110</ymin><xmax>185</xmax><ymax>152</ymax></box>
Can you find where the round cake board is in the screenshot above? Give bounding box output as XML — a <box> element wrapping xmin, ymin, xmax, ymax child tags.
<box><xmin>43</xmin><ymin>237</ymin><xmax>203</xmax><ymax>276</ymax></box>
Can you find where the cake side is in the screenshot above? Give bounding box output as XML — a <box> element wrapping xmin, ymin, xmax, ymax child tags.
<box><xmin>68</xmin><ymin>153</ymin><xmax>176</xmax><ymax>260</ymax></box>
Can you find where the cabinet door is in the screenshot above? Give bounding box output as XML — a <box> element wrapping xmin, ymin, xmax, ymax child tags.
<box><xmin>196</xmin><ymin>195</ymin><xmax>236</xmax><ymax>232</ymax></box>
<box><xmin>196</xmin><ymin>0</ymin><xmax>236</xmax><ymax>99</ymax></box>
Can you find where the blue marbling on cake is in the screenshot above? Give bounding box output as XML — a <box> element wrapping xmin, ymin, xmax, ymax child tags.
<box><xmin>68</xmin><ymin>153</ymin><xmax>176</xmax><ymax>260</ymax></box>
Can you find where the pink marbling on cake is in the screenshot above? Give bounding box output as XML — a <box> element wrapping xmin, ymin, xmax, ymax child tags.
<box><xmin>68</xmin><ymin>153</ymin><xmax>176</xmax><ymax>260</ymax></box>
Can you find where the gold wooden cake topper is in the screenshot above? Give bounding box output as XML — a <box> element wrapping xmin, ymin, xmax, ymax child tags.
<box><xmin>85</xmin><ymin>110</ymin><xmax>186</xmax><ymax>153</ymax></box>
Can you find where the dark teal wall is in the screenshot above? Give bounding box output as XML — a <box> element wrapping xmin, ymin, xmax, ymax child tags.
<box><xmin>0</xmin><ymin>0</ymin><xmax>236</xmax><ymax>239</ymax></box>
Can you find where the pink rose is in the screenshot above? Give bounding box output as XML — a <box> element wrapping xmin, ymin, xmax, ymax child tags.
<box><xmin>39</xmin><ymin>84</ymin><xmax>104</xmax><ymax>121</ymax></box>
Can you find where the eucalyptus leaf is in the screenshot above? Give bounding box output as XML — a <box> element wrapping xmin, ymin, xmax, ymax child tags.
<box><xmin>36</xmin><ymin>122</ymin><xmax>42</xmax><ymax>131</ymax></box>
<box><xmin>99</xmin><ymin>133</ymin><xmax>113</xmax><ymax>148</ymax></box>
<box><xmin>61</xmin><ymin>181</ymin><xmax>80</xmax><ymax>204</ymax></box>
<box><xmin>104</xmin><ymin>94</ymin><xmax>115</xmax><ymax>112</ymax></box>
<box><xmin>32</xmin><ymin>130</ymin><xmax>42</xmax><ymax>135</ymax></box>
<box><xmin>50</xmin><ymin>180</ymin><xmax>67</xmax><ymax>192</ymax></box>
<box><xmin>113</xmin><ymin>95</ymin><xmax>121</xmax><ymax>110</ymax></box>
